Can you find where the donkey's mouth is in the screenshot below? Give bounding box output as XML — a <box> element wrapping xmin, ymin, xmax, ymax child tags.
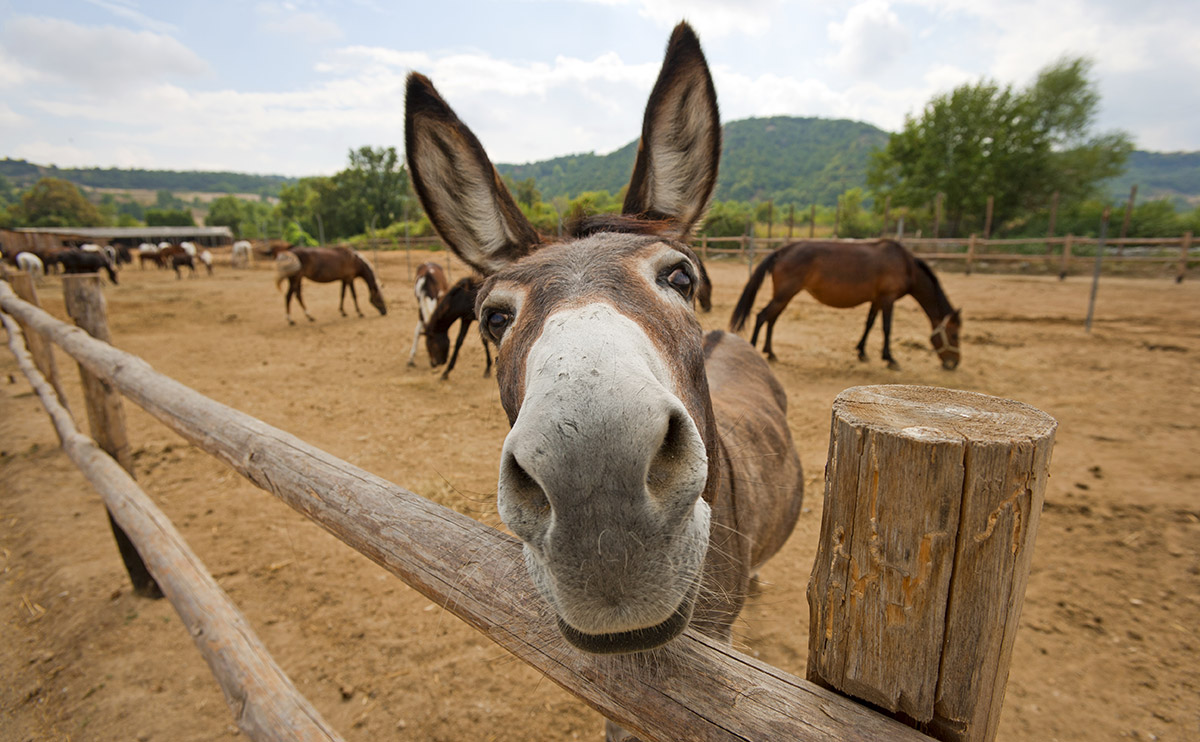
<box><xmin>554</xmin><ymin>589</ymin><xmax>697</xmax><ymax>655</ymax></box>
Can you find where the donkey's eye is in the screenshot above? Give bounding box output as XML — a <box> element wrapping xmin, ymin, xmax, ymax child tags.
<box><xmin>484</xmin><ymin>309</ymin><xmax>513</xmax><ymax>340</ymax></box>
<box><xmin>659</xmin><ymin>263</ymin><xmax>694</xmax><ymax>298</ymax></box>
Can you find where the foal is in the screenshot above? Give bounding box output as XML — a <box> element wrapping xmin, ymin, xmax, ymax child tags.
<box><xmin>407</xmin><ymin>22</ymin><xmax>803</xmax><ymax>710</ymax></box>
<box><xmin>423</xmin><ymin>276</ymin><xmax>492</xmax><ymax>380</ymax></box>
<box><xmin>407</xmin><ymin>261</ymin><xmax>450</xmax><ymax>367</ymax></box>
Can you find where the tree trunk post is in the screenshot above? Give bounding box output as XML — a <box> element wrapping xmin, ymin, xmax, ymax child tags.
<box><xmin>62</xmin><ymin>274</ymin><xmax>163</xmax><ymax>599</ymax></box>
<box><xmin>1046</xmin><ymin>191</ymin><xmax>1059</xmax><ymax>246</ymax></box>
<box><xmin>1086</xmin><ymin>209</ymin><xmax>1110</xmax><ymax>333</ymax></box>
<box><xmin>746</xmin><ymin>217</ymin><xmax>756</xmax><ymax>277</ymax></box>
<box><xmin>1177</xmin><ymin>231</ymin><xmax>1192</xmax><ymax>284</ymax></box>
<box><xmin>808</xmin><ymin>385</ymin><xmax>1056</xmax><ymax>742</ymax></box>
<box><xmin>882</xmin><ymin>195</ymin><xmax>891</xmax><ymax>237</ymax></box>
<box><xmin>934</xmin><ymin>193</ymin><xmax>944</xmax><ymax>239</ymax></box>
<box><xmin>966</xmin><ymin>233</ymin><xmax>977</xmax><ymax>275</ymax></box>
<box><xmin>1118</xmin><ymin>184</ymin><xmax>1137</xmax><ymax>255</ymax></box>
<box><xmin>983</xmin><ymin>196</ymin><xmax>994</xmax><ymax>239</ymax></box>
<box><xmin>700</xmin><ymin>234</ymin><xmax>709</xmax><ymax>262</ymax></box>
<box><xmin>9</xmin><ymin>273</ymin><xmax>70</xmax><ymax>415</ymax></box>
<box><xmin>1059</xmin><ymin>234</ymin><xmax>1073</xmax><ymax>280</ymax></box>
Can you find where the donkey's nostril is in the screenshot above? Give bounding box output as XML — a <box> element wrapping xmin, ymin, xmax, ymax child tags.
<box><xmin>646</xmin><ymin>409</ymin><xmax>704</xmax><ymax>503</ymax></box>
<box><xmin>499</xmin><ymin>451</ymin><xmax>551</xmax><ymax>537</ymax></box>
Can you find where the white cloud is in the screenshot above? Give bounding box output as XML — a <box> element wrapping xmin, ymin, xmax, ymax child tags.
<box><xmin>82</xmin><ymin>0</ymin><xmax>178</xmax><ymax>34</ymax></box>
<box><xmin>256</xmin><ymin>2</ymin><xmax>344</xmax><ymax>44</ymax></box>
<box><xmin>1</xmin><ymin>16</ymin><xmax>210</xmax><ymax>93</ymax></box>
<box><xmin>0</xmin><ymin>103</ymin><xmax>27</xmax><ymax>128</ymax></box>
<box><xmin>827</xmin><ymin>0</ymin><xmax>910</xmax><ymax>78</ymax></box>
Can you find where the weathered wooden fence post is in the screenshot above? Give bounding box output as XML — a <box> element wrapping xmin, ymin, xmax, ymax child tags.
<box><xmin>1178</xmin><ymin>231</ymin><xmax>1192</xmax><ymax>283</ymax></box>
<box><xmin>9</xmin><ymin>272</ymin><xmax>70</xmax><ymax>414</ymax></box>
<box><xmin>62</xmin><ymin>273</ymin><xmax>162</xmax><ymax>598</ymax></box>
<box><xmin>808</xmin><ymin>385</ymin><xmax>1056</xmax><ymax>742</ymax></box>
<box><xmin>966</xmin><ymin>234</ymin><xmax>977</xmax><ymax>275</ymax></box>
<box><xmin>1058</xmin><ymin>234</ymin><xmax>1073</xmax><ymax>280</ymax></box>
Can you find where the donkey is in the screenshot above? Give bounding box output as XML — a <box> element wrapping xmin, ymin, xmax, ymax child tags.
<box><xmin>407</xmin><ymin>261</ymin><xmax>450</xmax><ymax>367</ymax></box>
<box><xmin>407</xmin><ymin>24</ymin><xmax>803</xmax><ymax>739</ymax></box>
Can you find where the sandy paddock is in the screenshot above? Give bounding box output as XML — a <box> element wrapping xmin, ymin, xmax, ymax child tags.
<box><xmin>1</xmin><ymin>250</ymin><xmax>1198</xmax><ymax>741</ymax></box>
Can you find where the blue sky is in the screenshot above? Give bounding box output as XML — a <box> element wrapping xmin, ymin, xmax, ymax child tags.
<box><xmin>1</xmin><ymin>0</ymin><xmax>1197</xmax><ymax>177</ymax></box>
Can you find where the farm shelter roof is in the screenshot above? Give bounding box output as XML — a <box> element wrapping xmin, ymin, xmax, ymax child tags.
<box><xmin>12</xmin><ymin>226</ymin><xmax>234</xmax><ymax>241</ymax></box>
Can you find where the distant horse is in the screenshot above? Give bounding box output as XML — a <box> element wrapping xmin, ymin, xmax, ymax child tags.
<box><xmin>407</xmin><ymin>261</ymin><xmax>450</xmax><ymax>367</ymax></box>
<box><xmin>274</xmin><ymin>247</ymin><xmax>386</xmax><ymax>325</ymax></box>
<box><xmin>172</xmin><ymin>253</ymin><xmax>196</xmax><ymax>279</ymax></box>
<box><xmin>231</xmin><ymin>240</ymin><xmax>252</xmax><ymax>268</ymax></box>
<box><xmin>199</xmin><ymin>250</ymin><xmax>213</xmax><ymax>276</ymax></box>
<box><xmin>138</xmin><ymin>243</ymin><xmax>163</xmax><ymax>269</ymax></box>
<box><xmin>730</xmin><ymin>239</ymin><xmax>962</xmax><ymax>370</ymax></box>
<box><xmin>16</xmin><ymin>252</ymin><xmax>44</xmax><ymax>283</ymax></box>
<box><xmin>59</xmin><ymin>248</ymin><xmax>119</xmax><ymax>284</ymax></box>
<box><xmin>424</xmin><ymin>275</ymin><xmax>491</xmax><ymax>380</ymax></box>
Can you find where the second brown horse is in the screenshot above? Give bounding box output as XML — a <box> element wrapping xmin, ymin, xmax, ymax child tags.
<box><xmin>730</xmin><ymin>239</ymin><xmax>962</xmax><ymax>369</ymax></box>
<box><xmin>275</xmin><ymin>247</ymin><xmax>386</xmax><ymax>324</ymax></box>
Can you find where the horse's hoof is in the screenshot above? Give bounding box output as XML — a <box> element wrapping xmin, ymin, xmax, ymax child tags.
<box><xmin>857</xmin><ymin>352</ymin><xmax>868</xmax><ymax>362</ymax></box>
<box><xmin>306</xmin><ymin>316</ymin><xmax>315</xmax><ymax>323</ymax></box>
<box><xmin>886</xmin><ymin>360</ymin><xmax>901</xmax><ymax>371</ymax></box>
<box><xmin>287</xmin><ymin>319</ymin><xmax>295</xmax><ymax>326</ymax></box>
<box><xmin>767</xmin><ymin>353</ymin><xmax>778</xmax><ymax>362</ymax></box>
<box><xmin>406</xmin><ymin>360</ymin><xmax>416</xmax><ymax>368</ymax></box>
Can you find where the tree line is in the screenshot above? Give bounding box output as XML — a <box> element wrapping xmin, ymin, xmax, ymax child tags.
<box><xmin>3</xmin><ymin>57</ymin><xmax>1198</xmax><ymax>243</ymax></box>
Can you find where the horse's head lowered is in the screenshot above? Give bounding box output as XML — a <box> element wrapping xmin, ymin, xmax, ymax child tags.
<box><xmin>406</xmin><ymin>23</ymin><xmax>722</xmax><ymax>654</ymax></box>
<box><xmin>931</xmin><ymin>308</ymin><xmax>962</xmax><ymax>370</ymax></box>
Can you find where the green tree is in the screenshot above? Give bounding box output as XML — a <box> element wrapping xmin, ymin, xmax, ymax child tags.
<box><xmin>869</xmin><ymin>57</ymin><xmax>1131</xmax><ymax>236</ymax></box>
<box><xmin>346</xmin><ymin>145</ymin><xmax>409</xmax><ymax>230</ymax></box>
<box><xmin>10</xmin><ymin>177</ymin><xmax>106</xmax><ymax>227</ymax></box>
<box><xmin>145</xmin><ymin>208</ymin><xmax>196</xmax><ymax>226</ymax></box>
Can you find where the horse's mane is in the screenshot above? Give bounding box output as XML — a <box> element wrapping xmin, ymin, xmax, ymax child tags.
<box><xmin>351</xmin><ymin>250</ymin><xmax>381</xmax><ymax>288</ymax></box>
<box><xmin>913</xmin><ymin>257</ymin><xmax>954</xmax><ymax>315</ymax></box>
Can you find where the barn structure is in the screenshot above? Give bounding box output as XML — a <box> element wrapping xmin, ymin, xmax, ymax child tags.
<box><xmin>0</xmin><ymin>226</ymin><xmax>234</xmax><ymax>256</ymax></box>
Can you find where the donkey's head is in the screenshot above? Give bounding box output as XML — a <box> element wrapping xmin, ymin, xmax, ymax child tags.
<box><xmin>407</xmin><ymin>23</ymin><xmax>721</xmax><ymax>654</ymax></box>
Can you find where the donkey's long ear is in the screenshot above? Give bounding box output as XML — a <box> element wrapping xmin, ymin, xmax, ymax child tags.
<box><xmin>406</xmin><ymin>73</ymin><xmax>541</xmax><ymax>276</ymax></box>
<box><xmin>622</xmin><ymin>23</ymin><xmax>721</xmax><ymax>237</ymax></box>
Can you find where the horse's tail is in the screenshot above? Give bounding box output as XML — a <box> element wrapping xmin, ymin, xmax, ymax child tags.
<box><xmin>729</xmin><ymin>247</ymin><xmax>784</xmax><ymax>332</ymax></box>
<box><xmin>274</xmin><ymin>251</ymin><xmax>301</xmax><ymax>291</ymax></box>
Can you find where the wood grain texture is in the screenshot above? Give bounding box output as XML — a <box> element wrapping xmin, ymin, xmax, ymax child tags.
<box><xmin>1</xmin><ymin>280</ymin><xmax>934</xmax><ymax>742</ymax></box>
<box><xmin>1</xmin><ymin>308</ymin><xmax>345</xmax><ymax>742</ymax></box>
<box><xmin>807</xmin><ymin>385</ymin><xmax>1056</xmax><ymax>742</ymax></box>
<box><xmin>9</xmin><ymin>272</ymin><xmax>69</xmax><ymax>415</ymax></box>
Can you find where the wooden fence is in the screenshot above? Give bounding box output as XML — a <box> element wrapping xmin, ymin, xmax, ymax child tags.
<box><xmin>354</xmin><ymin>233</ymin><xmax>1196</xmax><ymax>282</ymax></box>
<box><xmin>0</xmin><ymin>272</ymin><xmax>1057</xmax><ymax>742</ymax></box>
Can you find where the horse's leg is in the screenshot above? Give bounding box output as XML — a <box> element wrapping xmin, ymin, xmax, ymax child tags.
<box><xmin>856</xmin><ymin>305</ymin><xmax>880</xmax><ymax>362</ymax></box>
<box><xmin>407</xmin><ymin>321</ymin><xmax>423</xmax><ymax>367</ymax></box>
<box><xmin>480</xmin><ymin>335</ymin><xmax>492</xmax><ymax>378</ymax></box>
<box><xmin>754</xmin><ymin>296</ymin><xmax>793</xmax><ymax>362</ymax></box>
<box><xmin>348</xmin><ymin>280</ymin><xmax>363</xmax><ymax>317</ymax></box>
<box><xmin>881</xmin><ymin>302</ymin><xmax>900</xmax><ymax>370</ymax></box>
<box><xmin>338</xmin><ymin>282</ymin><xmax>349</xmax><ymax>316</ymax></box>
<box><xmin>441</xmin><ymin>318</ymin><xmax>472</xmax><ymax>380</ymax></box>
<box><xmin>294</xmin><ymin>279</ymin><xmax>315</xmax><ymax>322</ymax></box>
<box><xmin>284</xmin><ymin>282</ymin><xmax>296</xmax><ymax>325</ymax></box>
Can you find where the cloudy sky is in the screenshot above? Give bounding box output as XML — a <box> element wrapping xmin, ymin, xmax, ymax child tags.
<box><xmin>1</xmin><ymin>0</ymin><xmax>1197</xmax><ymax>177</ymax></box>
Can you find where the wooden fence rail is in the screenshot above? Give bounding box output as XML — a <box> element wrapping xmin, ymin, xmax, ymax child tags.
<box><xmin>1</xmin><ymin>306</ymin><xmax>345</xmax><ymax>742</ymax></box>
<box><xmin>0</xmin><ymin>278</ymin><xmax>932</xmax><ymax>742</ymax></box>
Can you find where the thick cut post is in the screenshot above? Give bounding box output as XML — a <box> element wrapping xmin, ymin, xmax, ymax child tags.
<box><xmin>10</xmin><ymin>272</ymin><xmax>69</xmax><ymax>414</ymax></box>
<box><xmin>62</xmin><ymin>274</ymin><xmax>162</xmax><ymax>598</ymax></box>
<box><xmin>808</xmin><ymin>385</ymin><xmax>1056</xmax><ymax>742</ymax></box>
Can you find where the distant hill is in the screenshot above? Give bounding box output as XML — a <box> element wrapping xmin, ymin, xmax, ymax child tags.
<box><xmin>496</xmin><ymin>116</ymin><xmax>891</xmax><ymax>207</ymax></box>
<box><xmin>1104</xmin><ymin>150</ymin><xmax>1200</xmax><ymax>208</ymax></box>
<box><xmin>0</xmin><ymin>158</ymin><xmax>296</xmax><ymax>197</ymax></box>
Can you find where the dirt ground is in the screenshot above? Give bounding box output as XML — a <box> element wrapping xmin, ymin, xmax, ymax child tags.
<box><xmin>2</xmin><ymin>249</ymin><xmax>1198</xmax><ymax>742</ymax></box>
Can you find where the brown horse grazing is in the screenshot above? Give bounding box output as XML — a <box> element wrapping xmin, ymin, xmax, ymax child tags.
<box><xmin>171</xmin><ymin>253</ymin><xmax>196</xmax><ymax>279</ymax></box>
<box><xmin>730</xmin><ymin>239</ymin><xmax>962</xmax><ymax>370</ymax></box>
<box><xmin>407</xmin><ymin>25</ymin><xmax>803</xmax><ymax>741</ymax></box>
<box><xmin>274</xmin><ymin>247</ymin><xmax>386</xmax><ymax>325</ymax></box>
<box><xmin>424</xmin><ymin>276</ymin><xmax>492</xmax><ymax>380</ymax></box>
<box><xmin>407</xmin><ymin>261</ymin><xmax>450</xmax><ymax>367</ymax></box>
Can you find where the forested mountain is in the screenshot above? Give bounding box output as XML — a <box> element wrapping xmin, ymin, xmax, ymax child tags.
<box><xmin>0</xmin><ymin>158</ymin><xmax>295</xmax><ymax>196</ymax></box>
<box><xmin>1105</xmin><ymin>150</ymin><xmax>1200</xmax><ymax>207</ymax></box>
<box><xmin>496</xmin><ymin>116</ymin><xmax>890</xmax><ymax>206</ymax></box>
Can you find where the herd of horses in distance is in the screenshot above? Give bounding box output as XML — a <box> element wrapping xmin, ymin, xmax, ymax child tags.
<box><xmin>2</xmin><ymin>21</ymin><xmax>967</xmax><ymax>742</ymax></box>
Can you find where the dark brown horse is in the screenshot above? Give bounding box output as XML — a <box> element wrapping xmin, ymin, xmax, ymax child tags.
<box><xmin>408</xmin><ymin>25</ymin><xmax>803</xmax><ymax>742</ymax></box>
<box><xmin>59</xmin><ymin>248</ymin><xmax>119</xmax><ymax>284</ymax></box>
<box><xmin>407</xmin><ymin>261</ymin><xmax>450</xmax><ymax>367</ymax></box>
<box><xmin>274</xmin><ymin>247</ymin><xmax>386</xmax><ymax>324</ymax></box>
<box><xmin>730</xmin><ymin>239</ymin><xmax>962</xmax><ymax>370</ymax></box>
<box><xmin>424</xmin><ymin>276</ymin><xmax>492</xmax><ymax>380</ymax></box>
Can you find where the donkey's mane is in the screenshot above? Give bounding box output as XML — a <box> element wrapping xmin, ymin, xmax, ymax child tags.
<box><xmin>566</xmin><ymin>213</ymin><xmax>678</xmax><ymax>240</ymax></box>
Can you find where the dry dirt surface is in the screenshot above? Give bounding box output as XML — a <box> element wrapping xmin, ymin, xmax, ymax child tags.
<box><xmin>2</xmin><ymin>250</ymin><xmax>1198</xmax><ymax>742</ymax></box>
